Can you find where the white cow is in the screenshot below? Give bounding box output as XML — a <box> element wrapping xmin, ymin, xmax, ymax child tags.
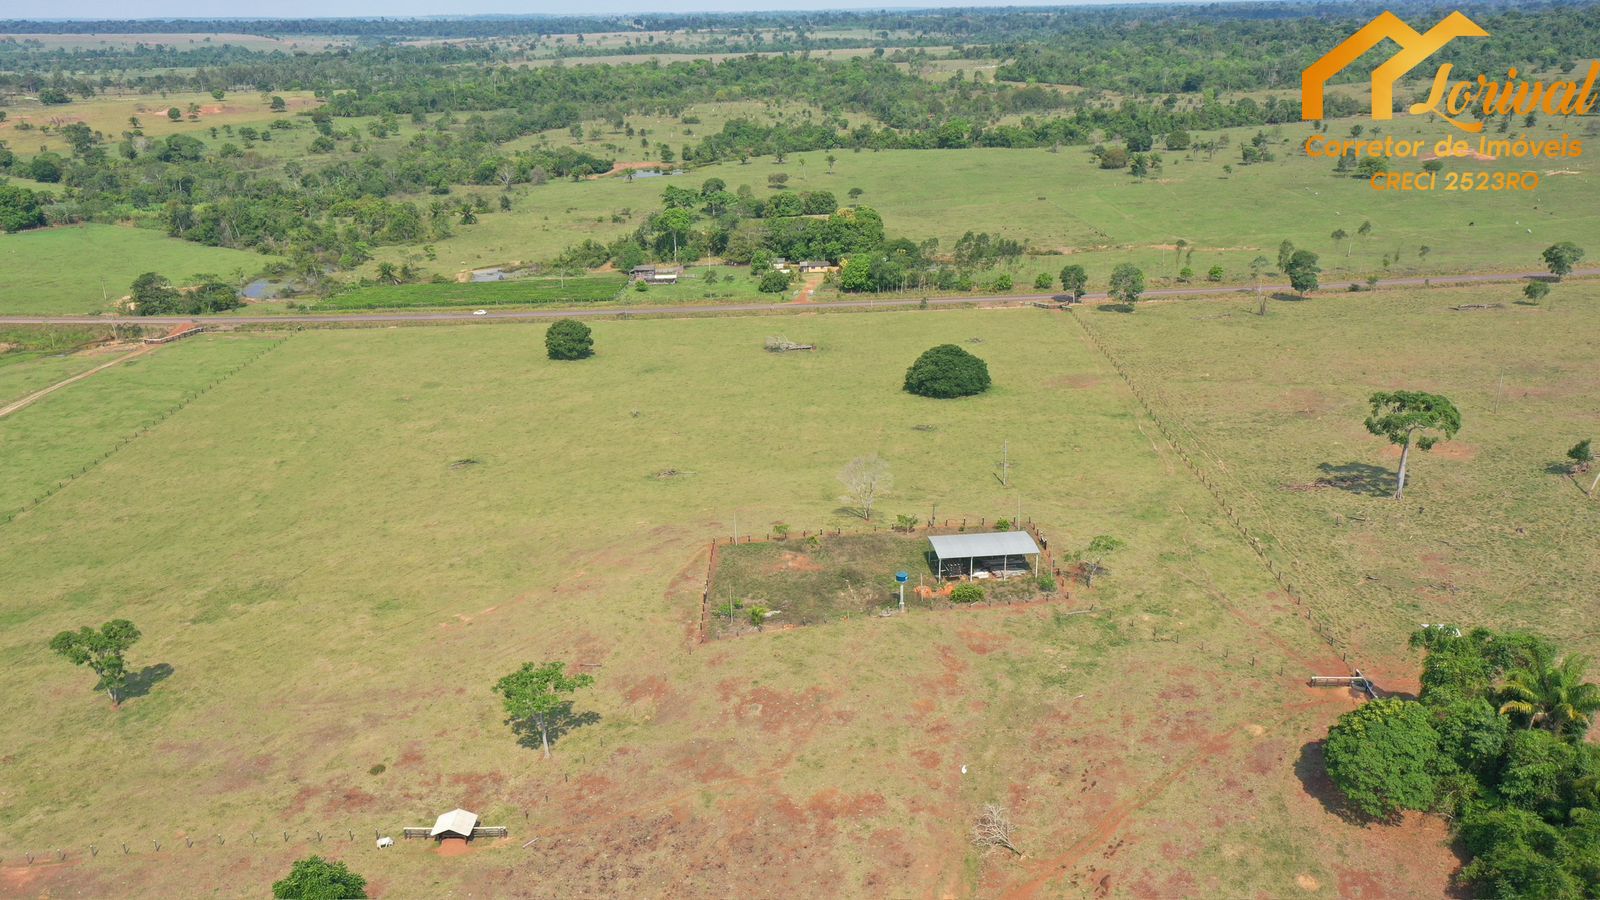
<box><xmin>376</xmin><ymin>836</ymin><xmax>395</xmax><ymax>849</ymax></box>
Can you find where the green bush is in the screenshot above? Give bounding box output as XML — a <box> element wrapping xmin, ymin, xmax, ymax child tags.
<box><xmin>758</xmin><ymin>269</ymin><xmax>791</xmax><ymax>293</ymax></box>
<box><xmin>1323</xmin><ymin>698</ymin><xmax>1443</xmax><ymax>819</ymax></box>
<box><xmin>1037</xmin><ymin>573</ymin><xmax>1057</xmax><ymax>593</ymax></box>
<box><xmin>903</xmin><ymin>344</ymin><xmax>992</xmax><ymax>399</ymax></box>
<box><xmin>545</xmin><ymin>319</ymin><xmax>594</xmax><ymax>360</ymax></box>
<box><xmin>272</xmin><ymin>856</ymin><xmax>367</xmax><ymax>899</ymax></box>
<box><xmin>950</xmin><ymin>583</ymin><xmax>984</xmax><ymax>603</ymax></box>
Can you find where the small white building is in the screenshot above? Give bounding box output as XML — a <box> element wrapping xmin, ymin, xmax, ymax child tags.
<box><xmin>429</xmin><ymin>808</ymin><xmax>479</xmax><ymax>840</ymax></box>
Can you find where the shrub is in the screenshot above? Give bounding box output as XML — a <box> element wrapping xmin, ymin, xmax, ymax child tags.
<box><xmin>904</xmin><ymin>344</ymin><xmax>991</xmax><ymax>399</ymax></box>
<box><xmin>1037</xmin><ymin>573</ymin><xmax>1057</xmax><ymax>593</ymax></box>
<box><xmin>272</xmin><ymin>856</ymin><xmax>367</xmax><ymax>899</ymax></box>
<box><xmin>545</xmin><ymin>319</ymin><xmax>593</xmax><ymax>360</ymax></box>
<box><xmin>758</xmin><ymin>269</ymin><xmax>791</xmax><ymax>293</ymax></box>
<box><xmin>1033</xmin><ymin>272</ymin><xmax>1053</xmax><ymax>290</ymax></box>
<box><xmin>1323</xmin><ymin>698</ymin><xmax>1443</xmax><ymax>819</ymax></box>
<box><xmin>368</xmin><ymin>763</ymin><xmax>386</xmax><ymax>776</ymax></box>
<box><xmin>950</xmin><ymin>583</ymin><xmax>984</xmax><ymax>603</ymax></box>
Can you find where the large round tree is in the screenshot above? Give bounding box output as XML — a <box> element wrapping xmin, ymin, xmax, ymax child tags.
<box><xmin>1323</xmin><ymin>698</ymin><xmax>1443</xmax><ymax>819</ymax></box>
<box><xmin>272</xmin><ymin>856</ymin><xmax>367</xmax><ymax>899</ymax></box>
<box><xmin>904</xmin><ymin>344</ymin><xmax>991</xmax><ymax>399</ymax></box>
<box><xmin>545</xmin><ymin>319</ymin><xmax>594</xmax><ymax>360</ymax></box>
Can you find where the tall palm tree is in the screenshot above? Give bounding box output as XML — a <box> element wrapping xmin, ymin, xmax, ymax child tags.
<box><xmin>1498</xmin><ymin>648</ymin><xmax>1600</xmax><ymax>738</ymax></box>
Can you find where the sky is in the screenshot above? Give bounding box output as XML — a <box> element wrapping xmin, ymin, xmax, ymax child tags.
<box><xmin>20</xmin><ymin>0</ymin><xmax>1159</xmax><ymax>21</ymax></box>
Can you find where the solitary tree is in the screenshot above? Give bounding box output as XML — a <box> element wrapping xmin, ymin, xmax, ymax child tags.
<box><xmin>838</xmin><ymin>455</ymin><xmax>892</xmax><ymax>520</ymax></box>
<box><xmin>1332</xmin><ymin>228</ymin><xmax>1350</xmax><ymax>256</ymax></box>
<box><xmin>1249</xmin><ymin>255</ymin><xmax>1271</xmax><ymax>316</ymax></box>
<box><xmin>1364</xmin><ymin>390</ymin><xmax>1462</xmax><ymax>499</ymax></box>
<box><xmin>903</xmin><ymin>344</ymin><xmax>991</xmax><ymax>399</ymax></box>
<box><xmin>545</xmin><ymin>319</ymin><xmax>593</xmax><ymax>360</ymax></box>
<box><xmin>1542</xmin><ymin>242</ymin><xmax>1585</xmax><ymax>280</ymax></box>
<box><xmin>494</xmin><ymin>661</ymin><xmax>596</xmax><ymax>758</ymax></box>
<box><xmin>1107</xmin><ymin>263</ymin><xmax>1145</xmax><ymax>308</ymax></box>
<box><xmin>1059</xmin><ymin>264</ymin><xmax>1088</xmax><ymax>301</ymax></box>
<box><xmin>1498</xmin><ymin>648</ymin><xmax>1600</xmax><ymax>738</ymax></box>
<box><xmin>1524</xmin><ymin>281</ymin><xmax>1550</xmax><ymax>304</ymax></box>
<box><xmin>1568</xmin><ymin>440</ymin><xmax>1600</xmax><ymax>496</ymax></box>
<box><xmin>272</xmin><ymin>856</ymin><xmax>367</xmax><ymax>899</ymax></box>
<box><xmin>1285</xmin><ymin>249</ymin><xmax>1321</xmax><ymax>296</ymax></box>
<box><xmin>50</xmin><ymin>619</ymin><xmax>141</xmax><ymax>706</ymax></box>
<box><xmin>1076</xmin><ymin>534</ymin><xmax>1124</xmax><ymax>586</ymax></box>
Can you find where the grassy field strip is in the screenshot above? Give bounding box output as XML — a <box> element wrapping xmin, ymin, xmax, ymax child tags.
<box><xmin>0</xmin><ymin>335</ymin><xmax>286</xmax><ymax>527</ymax></box>
<box><xmin>0</xmin><ymin>345</ymin><xmax>152</xmax><ymax>419</ymax></box>
<box><xmin>0</xmin><ymin>348</ymin><xmax>124</xmax><ymax>408</ymax></box>
<box><xmin>0</xmin><ymin>310</ymin><xmax>1368</xmax><ymax>897</ymax></box>
<box><xmin>1075</xmin><ymin>284</ymin><xmax>1600</xmax><ymax>672</ymax></box>
<box><xmin>1067</xmin><ymin>306</ymin><xmax>1376</xmax><ymax>656</ymax></box>
<box><xmin>0</xmin><ymin>225</ymin><xmax>277</xmax><ymax>316</ymax></box>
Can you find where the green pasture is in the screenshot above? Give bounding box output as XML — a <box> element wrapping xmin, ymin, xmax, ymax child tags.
<box><xmin>0</xmin><ymin>308</ymin><xmax>1389</xmax><ymax>896</ymax></box>
<box><xmin>367</xmin><ymin>109</ymin><xmax>1600</xmax><ymax>291</ymax></box>
<box><xmin>315</xmin><ymin>275</ymin><xmax>627</xmax><ymax>311</ymax></box>
<box><xmin>0</xmin><ymin>334</ymin><xmax>277</xmax><ymax>519</ymax></box>
<box><xmin>1083</xmin><ymin>280</ymin><xmax>1600</xmax><ymax>665</ymax></box>
<box><xmin>0</xmin><ymin>224</ymin><xmax>275</xmax><ymax>315</ymax></box>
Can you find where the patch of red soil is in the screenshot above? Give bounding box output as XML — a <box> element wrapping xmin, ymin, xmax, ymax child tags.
<box><xmin>766</xmin><ymin>551</ymin><xmax>823</xmax><ymax>573</ymax></box>
<box><xmin>668</xmin><ymin>739</ymin><xmax>740</xmax><ymax>783</ymax></box>
<box><xmin>959</xmin><ymin>627</ymin><xmax>1010</xmax><ymax>655</ymax></box>
<box><xmin>435</xmin><ymin>836</ymin><xmax>472</xmax><ymax>856</ymax></box>
<box><xmin>912</xmin><ymin>749</ymin><xmax>942</xmax><ymax>770</ymax></box>
<box><xmin>733</xmin><ymin>685</ymin><xmax>851</xmax><ymax>734</ymax></box>
<box><xmin>624</xmin><ymin>674</ymin><xmax>672</xmax><ymax>706</ymax></box>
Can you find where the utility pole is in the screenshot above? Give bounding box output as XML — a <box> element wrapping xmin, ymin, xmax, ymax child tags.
<box><xmin>999</xmin><ymin>440</ymin><xmax>1011</xmax><ymax>487</ymax></box>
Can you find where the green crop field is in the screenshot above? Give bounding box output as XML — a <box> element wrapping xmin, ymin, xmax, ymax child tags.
<box><xmin>315</xmin><ymin>275</ymin><xmax>628</xmax><ymax>310</ymax></box>
<box><xmin>7</xmin><ymin>285</ymin><xmax>1592</xmax><ymax>894</ymax></box>
<box><xmin>0</xmin><ymin>225</ymin><xmax>277</xmax><ymax>315</ymax></box>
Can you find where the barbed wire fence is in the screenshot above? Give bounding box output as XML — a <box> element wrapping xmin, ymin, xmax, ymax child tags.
<box><xmin>0</xmin><ymin>336</ymin><xmax>289</xmax><ymax>529</ymax></box>
<box><xmin>1065</xmin><ymin>307</ymin><xmax>1409</xmax><ymax>662</ymax></box>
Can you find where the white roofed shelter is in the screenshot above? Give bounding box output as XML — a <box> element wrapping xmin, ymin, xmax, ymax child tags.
<box><xmin>929</xmin><ymin>531</ymin><xmax>1040</xmax><ymax>581</ymax></box>
<box><xmin>430</xmin><ymin>808</ymin><xmax>479</xmax><ymax>839</ymax></box>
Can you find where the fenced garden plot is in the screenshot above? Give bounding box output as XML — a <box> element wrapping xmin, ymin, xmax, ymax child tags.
<box><xmin>702</xmin><ymin>528</ymin><xmax>1059</xmax><ymax>640</ymax></box>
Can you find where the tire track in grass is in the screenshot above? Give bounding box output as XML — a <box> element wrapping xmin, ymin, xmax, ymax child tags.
<box><xmin>0</xmin><ymin>337</ymin><xmax>288</xmax><ymax>529</ymax></box>
<box><xmin>0</xmin><ymin>345</ymin><xmax>154</xmax><ymax>420</ymax></box>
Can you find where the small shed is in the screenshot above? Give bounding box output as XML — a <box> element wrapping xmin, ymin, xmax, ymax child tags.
<box><xmin>429</xmin><ymin>808</ymin><xmax>479</xmax><ymax>840</ymax></box>
<box><xmin>929</xmin><ymin>531</ymin><xmax>1040</xmax><ymax>580</ymax></box>
<box><xmin>630</xmin><ymin>265</ymin><xmax>681</xmax><ymax>284</ymax></box>
<box><xmin>798</xmin><ymin>260</ymin><xmax>836</xmax><ymax>273</ymax></box>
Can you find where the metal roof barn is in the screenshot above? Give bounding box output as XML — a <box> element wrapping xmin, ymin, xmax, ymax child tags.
<box><xmin>928</xmin><ymin>532</ymin><xmax>1040</xmax><ymax>560</ymax></box>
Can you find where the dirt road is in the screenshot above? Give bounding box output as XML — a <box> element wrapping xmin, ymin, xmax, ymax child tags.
<box><xmin>0</xmin><ymin>268</ymin><xmax>1589</xmax><ymax>328</ymax></box>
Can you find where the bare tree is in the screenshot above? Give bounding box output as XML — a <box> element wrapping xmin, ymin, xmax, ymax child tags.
<box><xmin>838</xmin><ymin>455</ymin><xmax>892</xmax><ymax>521</ymax></box>
<box><xmin>971</xmin><ymin>804</ymin><xmax>1022</xmax><ymax>856</ymax></box>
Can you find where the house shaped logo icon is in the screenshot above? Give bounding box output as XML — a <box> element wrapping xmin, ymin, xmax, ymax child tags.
<box><xmin>1302</xmin><ymin>11</ymin><xmax>1488</xmax><ymax>122</ymax></box>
